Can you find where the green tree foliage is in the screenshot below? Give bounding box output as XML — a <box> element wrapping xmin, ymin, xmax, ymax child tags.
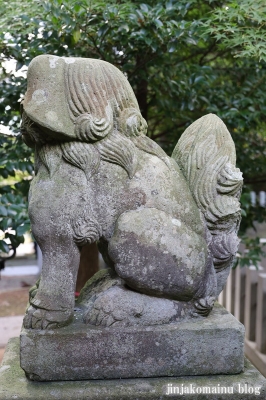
<box><xmin>202</xmin><ymin>0</ymin><xmax>266</xmax><ymax>61</ymax></box>
<box><xmin>0</xmin><ymin>0</ymin><xmax>265</xmax><ymax>265</ymax></box>
<box><xmin>0</xmin><ymin>135</ymin><xmax>32</xmax><ymax>252</ymax></box>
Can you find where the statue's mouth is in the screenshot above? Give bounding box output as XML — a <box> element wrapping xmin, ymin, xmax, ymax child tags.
<box><xmin>21</xmin><ymin>111</ymin><xmax>67</xmax><ymax>147</ymax></box>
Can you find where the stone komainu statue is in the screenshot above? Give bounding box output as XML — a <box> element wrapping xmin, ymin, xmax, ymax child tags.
<box><xmin>21</xmin><ymin>55</ymin><xmax>243</xmax><ymax>329</ymax></box>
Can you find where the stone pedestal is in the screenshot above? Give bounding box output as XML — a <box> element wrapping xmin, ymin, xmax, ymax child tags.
<box><xmin>1</xmin><ymin>338</ymin><xmax>266</xmax><ymax>400</ymax></box>
<box><xmin>20</xmin><ymin>304</ymin><xmax>244</xmax><ymax>381</ymax></box>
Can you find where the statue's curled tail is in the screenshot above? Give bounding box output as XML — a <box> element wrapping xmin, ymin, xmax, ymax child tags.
<box><xmin>172</xmin><ymin>114</ymin><xmax>243</xmax><ymax>295</ymax></box>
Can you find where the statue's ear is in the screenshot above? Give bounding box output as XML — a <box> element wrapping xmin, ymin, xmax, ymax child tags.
<box><xmin>118</xmin><ymin>108</ymin><xmax>147</xmax><ymax>138</ymax></box>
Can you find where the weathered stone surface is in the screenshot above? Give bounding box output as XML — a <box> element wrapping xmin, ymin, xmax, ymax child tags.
<box><xmin>1</xmin><ymin>338</ymin><xmax>266</xmax><ymax>400</ymax></box>
<box><xmin>18</xmin><ymin>55</ymin><xmax>247</xmax><ymax>385</ymax></box>
<box><xmin>20</xmin><ymin>55</ymin><xmax>243</xmax><ymax>333</ymax></box>
<box><xmin>20</xmin><ymin>303</ymin><xmax>244</xmax><ymax>381</ymax></box>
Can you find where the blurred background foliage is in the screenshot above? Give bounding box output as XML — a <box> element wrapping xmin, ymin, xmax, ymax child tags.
<box><xmin>0</xmin><ymin>0</ymin><xmax>266</xmax><ymax>266</ymax></box>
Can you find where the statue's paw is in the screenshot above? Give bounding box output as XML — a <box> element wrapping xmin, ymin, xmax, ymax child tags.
<box><xmin>23</xmin><ymin>304</ymin><xmax>73</xmax><ymax>330</ymax></box>
<box><xmin>82</xmin><ymin>285</ymin><xmax>181</xmax><ymax>327</ymax></box>
<box><xmin>84</xmin><ymin>293</ymin><xmax>127</xmax><ymax>327</ymax></box>
<box><xmin>85</xmin><ymin>309</ymin><xmax>117</xmax><ymax>327</ymax></box>
<box><xmin>193</xmin><ymin>296</ymin><xmax>215</xmax><ymax>317</ymax></box>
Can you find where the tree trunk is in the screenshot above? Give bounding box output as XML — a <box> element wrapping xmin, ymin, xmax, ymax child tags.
<box><xmin>135</xmin><ymin>56</ymin><xmax>148</xmax><ymax>120</ymax></box>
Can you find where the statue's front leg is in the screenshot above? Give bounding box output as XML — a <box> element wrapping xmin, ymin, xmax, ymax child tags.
<box><xmin>23</xmin><ymin>206</ymin><xmax>81</xmax><ymax>329</ymax></box>
<box><xmin>23</xmin><ymin>165</ymin><xmax>88</xmax><ymax>330</ymax></box>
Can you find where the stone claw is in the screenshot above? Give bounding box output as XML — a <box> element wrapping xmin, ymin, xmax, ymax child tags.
<box><xmin>193</xmin><ymin>296</ymin><xmax>215</xmax><ymax>317</ymax></box>
<box><xmin>23</xmin><ymin>304</ymin><xmax>73</xmax><ymax>330</ymax></box>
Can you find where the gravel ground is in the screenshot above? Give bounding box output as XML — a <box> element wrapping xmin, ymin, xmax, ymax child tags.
<box><xmin>0</xmin><ymin>289</ymin><xmax>30</xmax><ymax>317</ymax></box>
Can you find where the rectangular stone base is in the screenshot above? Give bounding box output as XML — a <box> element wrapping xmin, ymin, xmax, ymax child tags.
<box><xmin>1</xmin><ymin>338</ymin><xmax>266</xmax><ymax>400</ymax></box>
<box><xmin>20</xmin><ymin>304</ymin><xmax>245</xmax><ymax>381</ymax></box>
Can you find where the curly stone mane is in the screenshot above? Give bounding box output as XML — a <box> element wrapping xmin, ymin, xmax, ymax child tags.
<box><xmin>26</xmin><ymin>57</ymin><xmax>169</xmax><ymax>179</ymax></box>
<box><xmin>60</xmin><ymin>59</ymin><xmax>169</xmax><ymax>179</ymax></box>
